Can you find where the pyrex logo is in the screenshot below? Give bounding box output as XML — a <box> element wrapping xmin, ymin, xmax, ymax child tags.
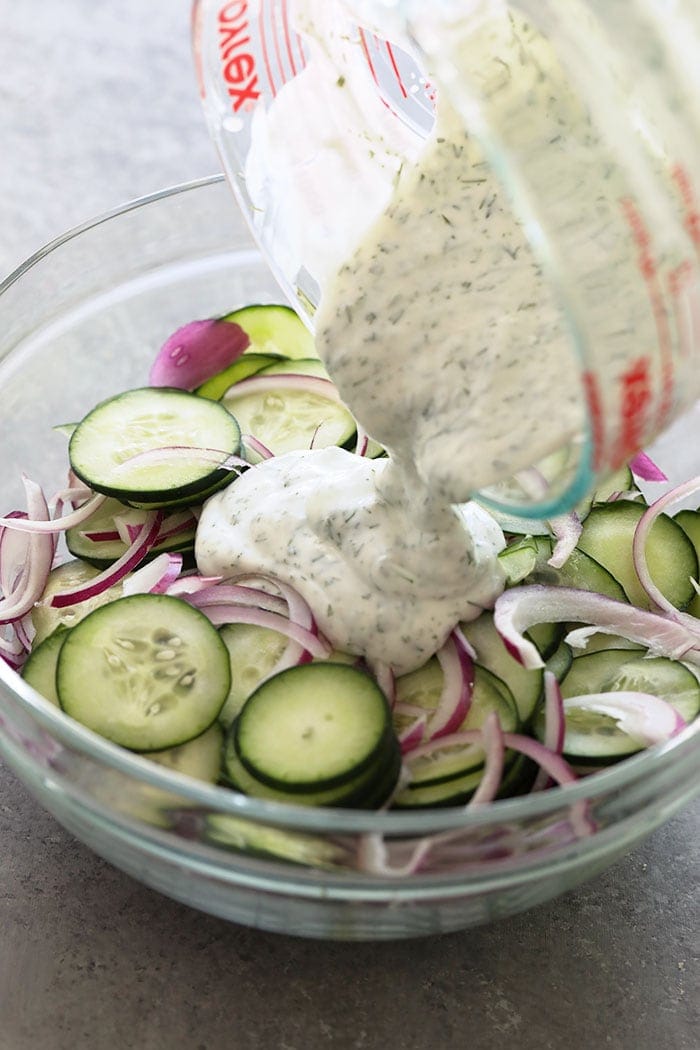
<box><xmin>218</xmin><ymin>2</ymin><xmax>260</xmax><ymax>113</ymax></box>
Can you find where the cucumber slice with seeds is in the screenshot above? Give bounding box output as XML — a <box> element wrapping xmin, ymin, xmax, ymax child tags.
<box><xmin>222</xmin><ymin>359</ymin><xmax>355</xmax><ymax>457</ymax></box>
<box><xmin>31</xmin><ymin>560</ymin><xmax>125</xmax><ymax>646</ymax></box>
<box><xmin>56</xmin><ymin>594</ymin><xmax>230</xmax><ymax>751</ymax></box>
<box><xmin>218</xmin><ymin>622</ymin><xmax>289</xmax><ymax>728</ymax></box>
<box><xmin>69</xmin><ymin>387</ymin><xmax>241</xmax><ymax>508</ymax></box>
<box><xmin>535</xmin><ymin>649</ymin><xmax>700</xmax><ymax>761</ymax></box>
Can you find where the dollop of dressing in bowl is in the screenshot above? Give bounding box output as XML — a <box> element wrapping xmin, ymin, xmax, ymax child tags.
<box><xmin>195</xmin><ymin>447</ymin><xmax>505</xmax><ymax>674</ymax></box>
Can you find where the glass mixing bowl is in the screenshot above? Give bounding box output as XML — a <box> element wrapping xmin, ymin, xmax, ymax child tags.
<box><xmin>0</xmin><ymin>176</ymin><xmax>698</xmax><ymax>940</ymax></box>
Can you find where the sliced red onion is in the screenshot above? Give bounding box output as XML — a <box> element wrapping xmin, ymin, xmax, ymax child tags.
<box><xmin>427</xmin><ymin>632</ymin><xmax>475</xmax><ymax>739</ymax></box>
<box><xmin>468</xmin><ymin>712</ymin><xmax>506</xmax><ymax>807</ymax></box>
<box><xmin>0</xmin><ymin>478</ymin><xmax>54</xmax><ymax>625</ymax></box>
<box><xmin>1</xmin><ymin>512</ymin><xmax>29</xmax><ymax>594</ymax></box>
<box><xmin>355</xmin><ymin>424</ymin><xmax>369</xmax><ymax>457</ymax></box>
<box><xmin>51</xmin><ymin>484</ymin><xmax>95</xmax><ymax>505</ymax></box>
<box><xmin>452</xmin><ymin>623</ymin><xmax>478</xmax><ymax>661</ymax></box>
<box><xmin>632</xmin><ymin>475</ymin><xmax>700</xmax><ymax>618</ymax></box>
<box><xmin>195</xmin><ymin>604</ymin><xmax>331</xmax><ymax>657</ymax></box>
<box><xmin>222</xmin><ymin>372</ymin><xmax>342</xmax><ymax>403</ymax></box>
<box><xmin>185</xmin><ymin>582</ymin><xmax>288</xmax><ymax>617</ymax></box>
<box><xmin>165</xmin><ymin>574</ymin><xmax>223</xmax><ymax>596</ymax></box>
<box><xmin>122</xmin><ymin>553</ymin><xmax>184</xmax><ymax>597</ymax></box>
<box><xmin>502</xmin><ymin>732</ymin><xmax>579</xmax><ymax>787</ymax></box>
<box><xmin>368</xmin><ymin>660</ymin><xmax>396</xmax><ymax>706</ymax></box>
<box><xmin>356</xmin><ymin>832</ymin><xmax>435</xmax><ymax>879</ymax></box>
<box><xmin>405</xmin><ymin>728</ymin><xmax>484</xmax><ymax>765</ymax></box>
<box><xmin>548</xmin><ymin>511</ymin><xmax>582</xmax><ymax>569</ymax></box>
<box><xmin>629</xmin><ymin>451</ymin><xmax>668</xmax><ymax>483</ymax></box>
<box><xmin>112</xmin><ymin>445</ymin><xmax>249</xmax><ymax>477</ymax></box>
<box><xmin>242</xmin><ymin>434</ymin><xmax>275</xmax><ymax>461</ymax></box>
<box><xmin>81</xmin><ymin>528</ymin><xmax>121</xmax><ymax>543</ymax></box>
<box><xmin>563</xmin><ymin>691</ymin><xmax>686</xmax><ymax>746</ymax></box>
<box><xmin>48</xmin><ymin>511</ymin><xmax>163</xmax><ymax>608</ymax></box>
<box><xmin>494</xmin><ymin>585</ymin><xmax>700</xmax><ymax>669</ymax></box>
<box><xmin>14</xmin><ymin>614</ymin><xmax>35</xmax><ymax>653</ymax></box>
<box><xmin>532</xmin><ymin>672</ymin><xmax>565</xmax><ymax>792</ymax></box>
<box><xmin>149</xmin><ymin>319</ymin><xmax>249</xmax><ymax>390</ymax></box>
<box><xmin>0</xmin><ymin>492</ymin><xmax>107</xmax><ymax>534</ymax></box>
<box><xmin>0</xmin><ymin>630</ymin><xmax>27</xmax><ymax>662</ymax></box>
<box><xmin>228</xmin><ymin>573</ymin><xmax>316</xmax><ymax>632</ymax></box>
<box><xmin>398</xmin><ymin>713</ymin><xmax>428</xmax><ymax>754</ymax></box>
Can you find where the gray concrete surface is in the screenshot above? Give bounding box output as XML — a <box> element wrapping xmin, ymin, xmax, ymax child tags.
<box><xmin>0</xmin><ymin>3</ymin><xmax>698</xmax><ymax>1048</ymax></box>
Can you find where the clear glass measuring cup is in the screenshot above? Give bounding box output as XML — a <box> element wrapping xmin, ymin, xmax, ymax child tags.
<box><xmin>192</xmin><ymin>0</ymin><xmax>700</xmax><ymax>517</ymax></box>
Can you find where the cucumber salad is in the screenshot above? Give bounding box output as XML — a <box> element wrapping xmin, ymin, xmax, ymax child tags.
<box><xmin>1</xmin><ymin>302</ymin><xmax>700</xmax><ymax>867</ymax></box>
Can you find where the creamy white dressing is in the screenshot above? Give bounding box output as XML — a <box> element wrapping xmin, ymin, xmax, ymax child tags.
<box><xmin>195</xmin><ymin>447</ymin><xmax>505</xmax><ymax>674</ymax></box>
<box><xmin>195</xmin><ymin>7</ymin><xmax>602</xmax><ymax>671</ymax></box>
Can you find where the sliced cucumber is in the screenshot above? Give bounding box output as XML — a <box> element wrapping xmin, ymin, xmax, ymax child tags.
<box><xmin>56</xmin><ymin>594</ymin><xmax>231</xmax><ymax>751</ymax></box>
<box><xmin>535</xmin><ymin>649</ymin><xmax>700</xmax><ymax>762</ymax></box>
<box><xmin>526</xmin><ymin>622</ymin><xmax>564</xmax><ymax>660</ymax></box>
<box><xmin>145</xmin><ymin>722</ymin><xmax>224</xmax><ymax>783</ymax></box>
<box><xmin>222</xmin><ymin>359</ymin><xmax>355</xmax><ymax>457</ymax></box>
<box><xmin>223</xmin><ymin>722</ymin><xmax>400</xmax><ymax>808</ymax></box>
<box><xmin>460</xmin><ymin>612</ymin><xmax>543</xmax><ymax>723</ymax></box>
<box><xmin>195</xmin><ymin>351</ymin><xmax>283</xmax><ymax>401</ymax></box>
<box><xmin>544</xmin><ymin>641</ymin><xmax>574</xmax><ymax>682</ymax></box>
<box><xmin>395</xmin><ymin>662</ymin><xmax>519</xmax><ymax>788</ymax></box>
<box><xmin>576</xmin><ymin>500</ymin><xmax>698</xmax><ymax>610</ymax></box>
<box><xmin>31</xmin><ymin>560</ymin><xmax>125</xmax><ymax>646</ymax></box>
<box><xmin>66</xmin><ymin>497</ymin><xmax>196</xmax><ymax>569</ymax></box>
<box><xmin>500</xmin><ymin>535</ymin><xmax>627</xmax><ymax>601</ymax></box>
<box><xmin>221</xmin><ymin>304</ymin><xmax>317</xmax><ymax>360</ymax></box>
<box><xmin>21</xmin><ymin>628</ymin><xmax>67</xmax><ymax>706</ymax></box>
<box><xmin>235</xmin><ymin>663</ymin><xmax>394</xmax><ymax>793</ymax></box>
<box><xmin>69</xmin><ymin>387</ymin><xmax>241</xmax><ymax>508</ymax></box>
<box><xmin>392</xmin><ymin>764</ymin><xmax>487</xmax><ymax>808</ymax></box>
<box><xmin>559</xmin><ymin>650</ymin><xmax>700</xmax><ymax>724</ymax></box>
<box><xmin>570</xmin><ymin>632</ymin><xmax>645</xmax><ymax>655</ymax></box>
<box><xmin>205</xmin><ymin>813</ymin><xmax>345</xmax><ymax>868</ymax></box>
<box><xmin>218</xmin><ymin>622</ymin><xmax>289</xmax><ymax>728</ymax></box>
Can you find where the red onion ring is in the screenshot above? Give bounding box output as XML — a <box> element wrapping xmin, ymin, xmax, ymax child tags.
<box><xmin>195</xmin><ymin>604</ymin><xmax>331</xmax><ymax>657</ymax></box>
<box><xmin>122</xmin><ymin>553</ymin><xmax>184</xmax><ymax>596</ymax></box>
<box><xmin>0</xmin><ymin>492</ymin><xmax>107</xmax><ymax>534</ymax></box>
<box><xmin>494</xmin><ymin>585</ymin><xmax>700</xmax><ymax>669</ymax></box>
<box><xmin>242</xmin><ymin>435</ymin><xmax>275</xmax><ymax>461</ymax></box>
<box><xmin>531</xmin><ymin>672</ymin><xmax>565</xmax><ymax>792</ymax></box>
<box><xmin>632</xmin><ymin>475</ymin><xmax>700</xmax><ymax>619</ymax></box>
<box><xmin>0</xmin><ymin>477</ymin><xmax>54</xmax><ymax>625</ymax></box>
<box><xmin>563</xmin><ymin>691</ymin><xmax>686</xmax><ymax>746</ymax></box>
<box><xmin>629</xmin><ymin>451</ymin><xmax>668</xmax><ymax>483</ymax></box>
<box><xmin>427</xmin><ymin>632</ymin><xmax>474</xmax><ymax>739</ymax></box>
<box><xmin>221</xmin><ymin>372</ymin><xmax>342</xmax><ymax>403</ymax></box>
<box><xmin>468</xmin><ymin>712</ymin><xmax>506</xmax><ymax>807</ymax></box>
<box><xmin>48</xmin><ymin>511</ymin><xmax>163</xmax><ymax>608</ymax></box>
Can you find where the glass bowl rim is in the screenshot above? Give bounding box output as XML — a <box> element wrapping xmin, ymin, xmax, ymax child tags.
<box><xmin>1</xmin><ymin>174</ymin><xmax>699</xmax><ymax>837</ymax></box>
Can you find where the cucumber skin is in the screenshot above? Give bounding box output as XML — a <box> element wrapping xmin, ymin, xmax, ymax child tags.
<box><xmin>56</xmin><ymin>594</ymin><xmax>231</xmax><ymax>752</ymax></box>
<box><xmin>69</xmin><ymin>387</ymin><xmax>242</xmax><ymax>509</ymax></box>
<box><xmin>234</xmin><ymin>663</ymin><xmax>395</xmax><ymax>795</ymax></box>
